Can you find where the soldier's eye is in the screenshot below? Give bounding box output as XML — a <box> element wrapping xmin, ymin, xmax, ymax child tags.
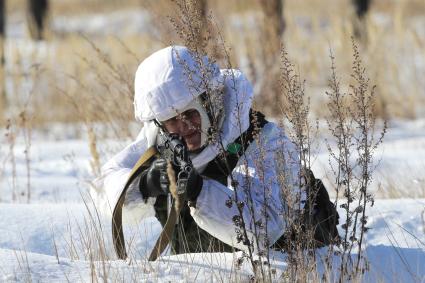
<box><xmin>182</xmin><ymin>109</ymin><xmax>198</xmax><ymax>119</ymax></box>
<box><xmin>163</xmin><ymin>116</ymin><xmax>178</xmax><ymax>128</ymax></box>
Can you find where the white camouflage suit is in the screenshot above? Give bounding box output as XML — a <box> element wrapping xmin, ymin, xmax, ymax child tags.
<box><xmin>92</xmin><ymin>46</ymin><xmax>302</xmax><ymax>253</ymax></box>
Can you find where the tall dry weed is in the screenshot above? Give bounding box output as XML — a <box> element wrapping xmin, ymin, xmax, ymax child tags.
<box><xmin>18</xmin><ymin>110</ymin><xmax>32</xmax><ymax>203</ymax></box>
<box><xmin>325</xmin><ymin>39</ymin><xmax>386</xmax><ymax>281</ymax></box>
<box><xmin>276</xmin><ymin>45</ymin><xmax>318</xmax><ymax>281</ymax></box>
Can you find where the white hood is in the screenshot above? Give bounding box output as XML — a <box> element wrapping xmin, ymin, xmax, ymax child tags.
<box><xmin>134</xmin><ymin>45</ymin><xmax>222</xmax><ymax>122</ymax></box>
<box><xmin>133</xmin><ymin>46</ymin><xmax>253</xmax><ymax>169</ymax></box>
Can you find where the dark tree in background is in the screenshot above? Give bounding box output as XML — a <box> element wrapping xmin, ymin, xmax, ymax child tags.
<box><xmin>256</xmin><ymin>0</ymin><xmax>286</xmax><ymax>116</ymax></box>
<box><xmin>352</xmin><ymin>0</ymin><xmax>371</xmax><ymax>43</ymax></box>
<box><xmin>0</xmin><ymin>0</ymin><xmax>4</xmax><ymax>43</ymax></box>
<box><xmin>27</xmin><ymin>0</ymin><xmax>49</xmax><ymax>41</ymax></box>
<box><xmin>258</xmin><ymin>0</ymin><xmax>285</xmax><ymax>62</ymax></box>
<box><xmin>0</xmin><ymin>0</ymin><xmax>5</xmax><ymax>112</ymax></box>
<box><xmin>0</xmin><ymin>0</ymin><xmax>4</xmax><ymax>65</ymax></box>
<box><xmin>353</xmin><ymin>0</ymin><xmax>371</xmax><ymax>18</ymax></box>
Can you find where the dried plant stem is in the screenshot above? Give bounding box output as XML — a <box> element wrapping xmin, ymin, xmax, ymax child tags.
<box><xmin>19</xmin><ymin>111</ymin><xmax>32</xmax><ymax>203</ymax></box>
<box><xmin>326</xmin><ymin>49</ymin><xmax>355</xmax><ymax>279</ymax></box>
<box><xmin>5</xmin><ymin>119</ymin><xmax>17</xmax><ymax>201</ymax></box>
<box><xmin>326</xmin><ymin>40</ymin><xmax>386</xmax><ymax>281</ymax></box>
<box><xmin>87</xmin><ymin>123</ymin><xmax>101</xmax><ymax>177</ymax></box>
<box><xmin>349</xmin><ymin>39</ymin><xmax>386</xmax><ymax>273</ymax></box>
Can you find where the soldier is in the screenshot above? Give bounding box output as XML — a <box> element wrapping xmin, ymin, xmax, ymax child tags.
<box><xmin>94</xmin><ymin>46</ymin><xmax>337</xmax><ymax>259</ymax></box>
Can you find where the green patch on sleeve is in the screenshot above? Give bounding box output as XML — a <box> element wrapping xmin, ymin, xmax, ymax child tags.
<box><xmin>227</xmin><ymin>142</ymin><xmax>242</xmax><ymax>154</ymax></box>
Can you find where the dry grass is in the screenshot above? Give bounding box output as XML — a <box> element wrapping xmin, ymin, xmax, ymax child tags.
<box><xmin>7</xmin><ymin>0</ymin><xmax>141</xmax><ymax>15</ymax></box>
<box><xmin>2</xmin><ymin>0</ymin><xmax>423</xmax><ymax>131</ymax></box>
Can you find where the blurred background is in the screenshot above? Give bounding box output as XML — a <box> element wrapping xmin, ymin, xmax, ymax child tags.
<box><xmin>0</xmin><ymin>0</ymin><xmax>424</xmax><ymax>199</ymax></box>
<box><xmin>0</xmin><ymin>3</ymin><xmax>424</xmax><ymax>279</ymax></box>
<box><xmin>1</xmin><ymin>0</ymin><xmax>424</xmax><ymax>124</ymax></box>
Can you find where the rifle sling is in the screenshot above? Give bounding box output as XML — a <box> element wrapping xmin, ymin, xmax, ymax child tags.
<box><xmin>112</xmin><ymin>145</ymin><xmax>183</xmax><ymax>261</ymax></box>
<box><xmin>148</xmin><ymin>156</ymin><xmax>187</xmax><ymax>261</ymax></box>
<box><xmin>148</xmin><ymin>198</ymin><xmax>181</xmax><ymax>261</ymax></box>
<box><xmin>112</xmin><ymin>146</ymin><xmax>158</xmax><ymax>260</ymax></box>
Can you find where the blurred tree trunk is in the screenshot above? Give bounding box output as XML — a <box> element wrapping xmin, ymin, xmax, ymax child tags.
<box><xmin>353</xmin><ymin>0</ymin><xmax>370</xmax><ymax>19</ymax></box>
<box><xmin>258</xmin><ymin>0</ymin><xmax>285</xmax><ymax>64</ymax></box>
<box><xmin>256</xmin><ymin>0</ymin><xmax>285</xmax><ymax>116</ymax></box>
<box><xmin>352</xmin><ymin>0</ymin><xmax>371</xmax><ymax>44</ymax></box>
<box><xmin>0</xmin><ymin>0</ymin><xmax>5</xmax><ymax>117</ymax></box>
<box><xmin>26</xmin><ymin>0</ymin><xmax>49</xmax><ymax>41</ymax></box>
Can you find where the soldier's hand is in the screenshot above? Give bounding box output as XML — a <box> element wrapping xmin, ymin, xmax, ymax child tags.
<box><xmin>139</xmin><ymin>158</ymin><xmax>173</xmax><ymax>198</ymax></box>
<box><xmin>185</xmin><ymin>168</ymin><xmax>203</xmax><ymax>202</ymax></box>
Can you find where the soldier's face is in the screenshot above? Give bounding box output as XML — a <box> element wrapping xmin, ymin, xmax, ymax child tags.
<box><xmin>162</xmin><ymin>109</ymin><xmax>202</xmax><ymax>151</ymax></box>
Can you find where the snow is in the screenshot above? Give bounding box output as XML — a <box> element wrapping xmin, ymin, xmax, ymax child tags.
<box><xmin>0</xmin><ymin>119</ymin><xmax>425</xmax><ymax>282</ymax></box>
<box><xmin>50</xmin><ymin>9</ymin><xmax>152</xmax><ymax>37</ymax></box>
<box><xmin>6</xmin><ymin>9</ymin><xmax>151</xmax><ymax>39</ymax></box>
<box><xmin>1</xmin><ymin>6</ymin><xmax>424</xmax><ymax>283</ymax></box>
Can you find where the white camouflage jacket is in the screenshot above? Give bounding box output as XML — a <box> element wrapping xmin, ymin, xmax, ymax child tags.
<box><xmin>92</xmin><ymin>46</ymin><xmax>302</xmax><ymax>252</ymax></box>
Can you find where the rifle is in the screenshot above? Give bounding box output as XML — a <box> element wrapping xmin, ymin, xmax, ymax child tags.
<box><xmin>145</xmin><ymin>130</ymin><xmax>195</xmax><ymax>261</ymax></box>
<box><xmin>156</xmin><ymin>129</ymin><xmax>193</xmax><ymax>196</ymax></box>
<box><xmin>113</xmin><ymin>129</ymin><xmax>195</xmax><ymax>261</ymax></box>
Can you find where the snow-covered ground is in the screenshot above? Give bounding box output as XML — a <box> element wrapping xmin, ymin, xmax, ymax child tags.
<box><xmin>1</xmin><ymin>5</ymin><xmax>424</xmax><ymax>282</ymax></box>
<box><xmin>312</xmin><ymin>119</ymin><xmax>425</xmax><ymax>199</ymax></box>
<box><xmin>0</xmin><ymin>119</ymin><xmax>424</xmax><ymax>282</ymax></box>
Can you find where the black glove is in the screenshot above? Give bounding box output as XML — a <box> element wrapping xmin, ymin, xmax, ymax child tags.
<box><xmin>184</xmin><ymin>168</ymin><xmax>203</xmax><ymax>202</ymax></box>
<box><xmin>139</xmin><ymin>158</ymin><xmax>171</xmax><ymax>198</ymax></box>
<box><xmin>304</xmin><ymin>168</ymin><xmax>340</xmax><ymax>246</ymax></box>
<box><xmin>139</xmin><ymin>157</ymin><xmax>203</xmax><ymax>202</ymax></box>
